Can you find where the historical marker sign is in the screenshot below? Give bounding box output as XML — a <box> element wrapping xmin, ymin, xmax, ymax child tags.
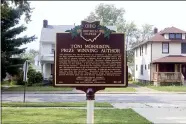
<box><xmin>54</xmin><ymin>21</ymin><xmax>127</xmax><ymax>87</ymax></box>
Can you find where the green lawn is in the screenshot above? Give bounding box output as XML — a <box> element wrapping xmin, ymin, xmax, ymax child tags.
<box><xmin>147</xmin><ymin>86</ymin><xmax>186</xmax><ymax>92</ymax></box>
<box><xmin>2</xmin><ymin>86</ymin><xmax>73</xmax><ymax>91</ymax></box>
<box><xmin>2</xmin><ymin>102</ymin><xmax>112</xmax><ymax>107</ymax></box>
<box><xmin>2</xmin><ymin>108</ymin><xmax>151</xmax><ymax>124</ymax></box>
<box><xmin>103</xmin><ymin>87</ymin><xmax>136</xmax><ymax>92</ymax></box>
<box><xmin>132</xmin><ymin>81</ymin><xmax>152</xmax><ymax>86</ymax></box>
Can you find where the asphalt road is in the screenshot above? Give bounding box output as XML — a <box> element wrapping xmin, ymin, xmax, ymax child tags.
<box><xmin>2</xmin><ymin>93</ymin><xmax>186</xmax><ymax>104</ymax></box>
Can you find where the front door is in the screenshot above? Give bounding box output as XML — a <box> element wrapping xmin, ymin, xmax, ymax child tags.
<box><xmin>182</xmin><ymin>64</ymin><xmax>186</xmax><ymax>79</ymax></box>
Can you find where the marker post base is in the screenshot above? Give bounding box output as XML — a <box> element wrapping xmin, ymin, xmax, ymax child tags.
<box><xmin>76</xmin><ymin>87</ymin><xmax>105</xmax><ymax>124</ymax></box>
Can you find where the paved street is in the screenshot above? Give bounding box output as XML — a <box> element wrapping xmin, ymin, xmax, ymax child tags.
<box><xmin>2</xmin><ymin>93</ymin><xmax>186</xmax><ymax>123</ymax></box>
<box><xmin>2</xmin><ymin>93</ymin><xmax>186</xmax><ymax>103</ymax></box>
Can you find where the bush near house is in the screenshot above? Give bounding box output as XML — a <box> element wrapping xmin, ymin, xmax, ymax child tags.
<box><xmin>128</xmin><ymin>72</ymin><xmax>133</xmax><ymax>81</ymax></box>
<box><xmin>27</xmin><ymin>67</ymin><xmax>43</xmax><ymax>86</ymax></box>
<box><xmin>14</xmin><ymin>66</ymin><xmax>43</xmax><ymax>86</ymax></box>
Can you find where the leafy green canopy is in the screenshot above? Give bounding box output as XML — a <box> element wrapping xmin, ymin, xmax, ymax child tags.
<box><xmin>1</xmin><ymin>1</ymin><xmax>36</xmax><ymax>80</ymax></box>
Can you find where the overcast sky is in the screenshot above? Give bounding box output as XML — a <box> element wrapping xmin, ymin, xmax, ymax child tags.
<box><xmin>20</xmin><ymin>1</ymin><xmax>186</xmax><ymax>51</ymax></box>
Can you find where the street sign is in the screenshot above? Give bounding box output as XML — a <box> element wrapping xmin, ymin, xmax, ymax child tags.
<box><xmin>23</xmin><ymin>60</ymin><xmax>29</xmax><ymax>81</ymax></box>
<box><xmin>54</xmin><ymin>21</ymin><xmax>127</xmax><ymax>87</ymax></box>
<box><xmin>23</xmin><ymin>60</ymin><xmax>29</xmax><ymax>103</ymax></box>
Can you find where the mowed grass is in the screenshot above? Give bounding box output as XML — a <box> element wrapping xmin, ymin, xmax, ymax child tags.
<box><xmin>2</xmin><ymin>102</ymin><xmax>112</xmax><ymax>107</ymax></box>
<box><xmin>2</xmin><ymin>86</ymin><xmax>73</xmax><ymax>91</ymax></box>
<box><xmin>103</xmin><ymin>87</ymin><xmax>136</xmax><ymax>92</ymax></box>
<box><xmin>2</xmin><ymin>108</ymin><xmax>151</xmax><ymax>124</ymax></box>
<box><xmin>147</xmin><ymin>86</ymin><xmax>186</xmax><ymax>92</ymax></box>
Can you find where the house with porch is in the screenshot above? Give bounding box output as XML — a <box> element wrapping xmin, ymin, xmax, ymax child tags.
<box><xmin>39</xmin><ymin>20</ymin><xmax>117</xmax><ymax>80</ymax></box>
<box><xmin>133</xmin><ymin>27</ymin><xmax>186</xmax><ymax>86</ymax></box>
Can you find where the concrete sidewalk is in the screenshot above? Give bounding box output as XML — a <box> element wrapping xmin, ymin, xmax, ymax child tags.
<box><xmin>134</xmin><ymin>108</ymin><xmax>186</xmax><ymax>124</ymax></box>
<box><xmin>113</xmin><ymin>102</ymin><xmax>186</xmax><ymax>124</ymax></box>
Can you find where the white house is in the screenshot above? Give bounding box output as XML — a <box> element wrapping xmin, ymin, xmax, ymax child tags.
<box><xmin>32</xmin><ymin>55</ymin><xmax>41</xmax><ymax>72</ymax></box>
<box><xmin>133</xmin><ymin>27</ymin><xmax>186</xmax><ymax>85</ymax></box>
<box><xmin>39</xmin><ymin>20</ymin><xmax>117</xmax><ymax>80</ymax></box>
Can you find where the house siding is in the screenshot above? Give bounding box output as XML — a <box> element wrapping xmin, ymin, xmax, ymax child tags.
<box><xmin>151</xmin><ymin>42</ymin><xmax>186</xmax><ymax>61</ymax></box>
<box><xmin>164</xmin><ymin>34</ymin><xmax>169</xmax><ymax>39</ymax></box>
<box><xmin>41</xmin><ymin>43</ymin><xmax>54</xmax><ymax>56</ymax></box>
<box><xmin>182</xmin><ymin>34</ymin><xmax>186</xmax><ymax>39</ymax></box>
<box><xmin>134</xmin><ymin>43</ymin><xmax>151</xmax><ymax>81</ymax></box>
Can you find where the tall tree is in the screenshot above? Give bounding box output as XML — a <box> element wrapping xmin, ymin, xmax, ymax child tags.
<box><xmin>84</xmin><ymin>12</ymin><xmax>99</xmax><ymax>22</ymax></box>
<box><xmin>141</xmin><ymin>24</ymin><xmax>153</xmax><ymax>41</ymax></box>
<box><xmin>20</xmin><ymin>49</ymin><xmax>39</xmax><ymax>64</ymax></box>
<box><xmin>118</xmin><ymin>21</ymin><xmax>137</xmax><ymax>63</ymax></box>
<box><xmin>1</xmin><ymin>1</ymin><xmax>36</xmax><ymax>80</ymax></box>
<box><xmin>84</xmin><ymin>3</ymin><xmax>125</xmax><ymax>26</ymax></box>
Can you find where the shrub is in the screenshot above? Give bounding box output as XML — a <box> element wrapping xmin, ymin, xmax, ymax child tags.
<box><xmin>35</xmin><ymin>72</ymin><xmax>43</xmax><ymax>84</ymax></box>
<box><xmin>27</xmin><ymin>67</ymin><xmax>43</xmax><ymax>86</ymax></box>
<box><xmin>16</xmin><ymin>66</ymin><xmax>43</xmax><ymax>86</ymax></box>
<box><xmin>128</xmin><ymin>72</ymin><xmax>132</xmax><ymax>81</ymax></box>
<box><xmin>16</xmin><ymin>70</ymin><xmax>25</xmax><ymax>85</ymax></box>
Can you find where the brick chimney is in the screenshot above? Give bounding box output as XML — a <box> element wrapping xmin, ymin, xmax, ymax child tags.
<box><xmin>43</xmin><ymin>20</ymin><xmax>48</xmax><ymax>28</ymax></box>
<box><xmin>154</xmin><ymin>27</ymin><xmax>158</xmax><ymax>34</ymax></box>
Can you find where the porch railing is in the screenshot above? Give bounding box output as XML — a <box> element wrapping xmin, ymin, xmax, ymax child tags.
<box><xmin>181</xmin><ymin>73</ymin><xmax>185</xmax><ymax>85</ymax></box>
<box><xmin>153</xmin><ymin>72</ymin><xmax>183</xmax><ymax>83</ymax></box>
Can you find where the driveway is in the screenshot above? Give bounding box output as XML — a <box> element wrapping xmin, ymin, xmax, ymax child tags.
<box><xmin>129</xmin><ymin>83</ymin><xmax>159</xmax><ymax>92</ymax></box>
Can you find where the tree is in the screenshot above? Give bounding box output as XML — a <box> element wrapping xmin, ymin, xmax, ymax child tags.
<box><xmin>1</xmin><ymin>1</ymin><xmax>36</xmax><ymax>80</ymax></box>
<box><xmin>20</xmin><ymin>49</ymin><xmax>39</xmax><ymax>64</ymax></box>
<box><xmin>1</xmin><ymin>0</ymin><xmax>33</xmax><ymax>23</ymax></box>
<box><xmin>118</xmin><ymin>21</ymin><xmax>138</xmax><ymax>63</ymax></box>
<box><xmin>84</xmin><ymin>3</ymin><xmax>125</xmax><ymax>26</ymax></box>
<box><xmin>141</xmin><ymin>24</ymin><xmax>153</xmax><ymax>41</ymax></box>
<box><xmin>84</xmin><ymin>12</ymin><xmax>99</xmax><ymax>22</ymax></box>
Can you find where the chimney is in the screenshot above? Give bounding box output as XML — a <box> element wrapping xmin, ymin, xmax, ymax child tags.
<box><xmin>43</xmin><ymin>20</ymin><xmax>48</xmax><ymax>28</ymax></box>
<box><xmin>154</xmin><ymin>27</ymin><xmax>158</xmax><ymax>34</ymax></box>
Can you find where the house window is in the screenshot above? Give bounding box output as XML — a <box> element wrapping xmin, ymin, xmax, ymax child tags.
<box><xmin>181</xmin><ymin>43</ymin><xmax>186</xmax><ymax>54</ymax></box>
<box><xmin>148</xmin><ymin>64</ymin><xmax>150</xmax><ymax>69</ymax></box>
<box><xmin>51</xmin><ymin>64</ymin><xmax>54</xmax><ymax>75</ymax></box>
<box><xmin>140</xmin><ymin>47</ymin><xmax>141</xmax><ymax>56</ymax></box>
<box><xmin>141</xmin><ymin>46</ymin><xmax>143</xmax><ymax>55</ymax></box>
<box><xmin>51</xmin><ymin>44</ymin><xmax>55</xmax><ymax>54</ymax></box>
<box><xmin>140</xmin><ymin>65</ymin><xmax>143</xmax><ymax>75</ymax></box>
<box><xmin>169</xmin><ymin>33</ymin><xmax>182</xmax><ymax>39</ymax></box>
<box><xmin>145</xmin><ymin>44</ymin><xmax>147</xmax><ymax>54</ymax></box>
<box><xmin>169</xmin><ymin>33</ymin><xmax>175</xmax><ymax>39</ymax></box>
<box><xmin>136</xmin><ymin>65</ymin><xmax>138</xmax><ymax>71</ymax></box>
<box><xmin>176</xmin><ymin>33</ymin><xmax>182</xmax><ymax>39</ymax></box>
<box><xmin>136</xmin><ymin>49</ymin><xmax>138</xmax><ymax>57</ymax></box>
<box><xmin>37</xmin><ymin>61</ymin><xmax>39</xmax><ymax>66</ymax></box>
<box><xmin>162</xmin><ymin>42</ymin><xmax>169</xmax><ymax>53</ymax></box>
<box><xmin>145</xmin><ymin>65</ymin><xmax>146</xmax><ymax>70</ymax></box>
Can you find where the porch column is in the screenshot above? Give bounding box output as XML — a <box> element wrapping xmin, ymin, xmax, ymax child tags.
<box><xmin>154</xmin><ymin>63</ymin><xmax>160</xmax><ymax>86</ymax></box>
<box><xmin>175</xmin><ymin>64</ymin><xmax>177</xmax><ymax>72</ymax></box>
<box><xmin>41</xmin><ymin>63</ymin><xmax>44</xmax><ymax>77</ymax></box>
<box><xmin>180</xmin><ymin>64</ymin><xmax>182</xmax><ymax>72</ymax></box>
<box><xmin>157</xmin><ymin>64</ymin><xmax>159</xmax><ymax>72</ymax></box>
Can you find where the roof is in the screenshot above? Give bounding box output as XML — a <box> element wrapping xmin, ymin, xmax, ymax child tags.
<box><xmin>40</xmin><ymin>25</ymin><xmax>117</xmax><ymax>42</ymax></box>
<box><xmin>40</xmin><ymin>25</ymin><xmax>74</xmax><ymax>42</ymax></box>
<box><xmin>159</xmin><ymin>27</ymin><xmax>186</xmax><ymax>34</ymax></box>
<box><xmin>132</xmin><ymin>27</ymin><xmax>186</xmax><ymax>49</ymax></box>
<box><xmin>152</xmin><ymin>55</ymin><xmax>186</xmax><ymax>63</ymax></box>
